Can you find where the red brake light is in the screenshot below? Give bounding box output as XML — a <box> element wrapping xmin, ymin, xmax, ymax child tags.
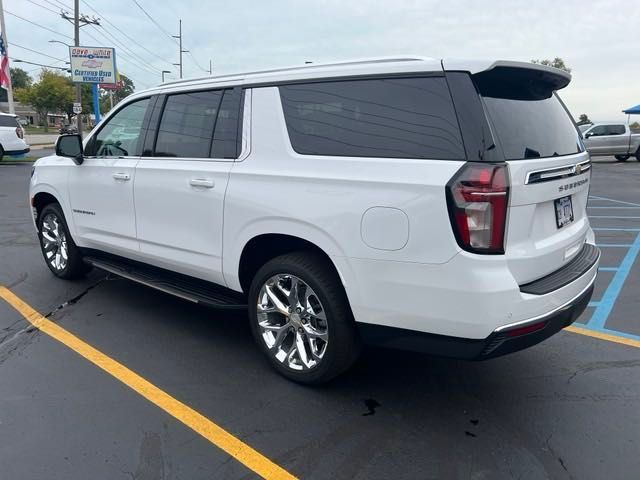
<box><xmin>446</xmin><ymin>163</ymin><xmax>509</xmax><ymax>254</ymax></box>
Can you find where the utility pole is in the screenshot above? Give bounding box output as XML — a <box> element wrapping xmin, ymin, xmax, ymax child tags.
<box><xmin>73</xmin><ymin>0</ymin><xmax>81</xmax><ymax>135</ymax></box>
<box><xmin>61</xmin><ymin>5</ymin><xmax>99</xmax><ymax>136</ymax></box>
<box><xmin>172</xmin><ymin>20</ymin><xmax>188</xmax><ymax>79</ymax></box>
<box><xmin>0</xmin><ymin>0</ymin><xmax>15</xmax><ymax>114</ymax></box>
<box><xmin>209</xmin><ymin>59</ymin><xmax>212</xmax><ymax>75</ymax></box>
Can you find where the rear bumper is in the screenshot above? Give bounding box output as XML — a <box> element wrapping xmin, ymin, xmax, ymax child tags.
<box><xmin>358</xmin><ymin>277</ymin><xmax>594</xmax><ymax>360</ymax></box>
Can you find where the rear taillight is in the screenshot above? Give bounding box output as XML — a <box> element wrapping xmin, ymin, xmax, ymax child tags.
<box><xmin>446</xmin><ymin>163</ymin><xmax>509</xmax><ymax>254</ymax></box>
<box><xmin>16</xmin><ymin>126</ymin><xmax>23</xmax><ymax>139</ymax></box>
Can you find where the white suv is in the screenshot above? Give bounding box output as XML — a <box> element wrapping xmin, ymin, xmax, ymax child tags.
<box><xmin>0</xmin><ymin>112</ymin><xmax>29</xmax><ymax>160</ymax></box>
<box><xmin>29</xmin><ymin>57</ymin><xmax>599</xmax><ymax>383</ymax></box>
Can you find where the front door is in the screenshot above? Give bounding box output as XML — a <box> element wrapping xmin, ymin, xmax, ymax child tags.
<box><xmin>134</xmin><ymin>88</ymin><xmax>242</xmax><ymax>285</ymax></box>
<box><xmin>68</xmin><ymin>97</ymin><xmax>151</xmax><ymax>254</ymax></box>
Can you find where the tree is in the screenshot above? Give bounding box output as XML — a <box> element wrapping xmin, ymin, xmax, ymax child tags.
<box><xmin>531</xmin><ymin>57</ymin><xmax>571</xmax><ymax>74</ymax></box>
<box><xmin>577</xmin><ymin>114</ymin><xmax>592</xmax><ymax>125</ymax></box>
<box><xmin>630</xmin><ymin>121</ymin><xmax>640</xmax><ymax>130</ymax></box>
<box><xmin>99</xmin><ymin>73</ymin><xmax>135</xmax><ymax>114</ymax></box>
<box><xmin>14</xmin><ymin>70</ymin><xmax>73</xmax><ymax>132</ymax></box>
<box><xmin>10</xmin><ymin>67</ymin><xmax>32</xmax><ymax>89</ymax></box>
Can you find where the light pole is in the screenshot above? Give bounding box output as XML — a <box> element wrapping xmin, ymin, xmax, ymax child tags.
<box><xmin>161</xmin><ymin>70</ymin><xmax>171</xmax><ymax>83</ymax></box>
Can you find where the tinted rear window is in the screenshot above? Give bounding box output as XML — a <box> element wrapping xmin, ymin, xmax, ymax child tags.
<box><xmin>475</xmin><ymin>72</ymin><xmax>582</xmax><ymax>160</ymax></box>
<box><xmin>279</xmin><ymin>77</ymin><xmax>465</xmax><ymax>160</ymax></box>
<box><xmin>0</xmin><ymin>116</ymin><xmax>18</xmax><ymax>127</ymax></box>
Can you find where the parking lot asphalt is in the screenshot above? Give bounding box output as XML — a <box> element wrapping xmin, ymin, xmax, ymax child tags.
<box><xmin>1</xmin><ymin>157</ymin><xmax>639</xmax><ymax>480</ymax></box>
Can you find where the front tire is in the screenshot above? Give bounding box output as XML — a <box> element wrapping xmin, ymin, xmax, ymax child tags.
<box><xmin>38</xmin><ymin>203</ymin><xmax>89</xmax><ymax>279</ymax></box>
<box><xmin>248</xmin><ymin>252</ymin><xmax>361</xmax><ymax>384</ymax></box>
<box><xmin>615</xmin><ymin>155</ymin><xmax>629</xmax><ymax>162</ymax></box>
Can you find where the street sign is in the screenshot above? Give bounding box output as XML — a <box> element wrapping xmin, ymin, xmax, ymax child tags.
<box><xmin>100</xmin><ymin>80</ymin><xmax>124</xmax><ymax>90</ymax></box>
<box><xmin>73</xmin><ymin>102</ymin><xmax>82</xmax><ymax>114</ymax></box>
<box><xmin>69</xmin><ymin>46</ymin><xmax>117</xmax><ymax>84</ymax></box>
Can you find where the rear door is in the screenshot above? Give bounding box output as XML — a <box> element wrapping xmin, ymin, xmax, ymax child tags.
<box><xmin>600</xmin><ymin>124</ymin><xmax>628</xmax><ymax>154</ymax></box>
<box><xmin>134</xmin><ymin>88</ymin><xmax>242</xmax><ymax>285</ymax></box>
<box><xmin>461</xmin><ymin>66</ymin><xmax>592</xmax><ymax>284</ymax></box>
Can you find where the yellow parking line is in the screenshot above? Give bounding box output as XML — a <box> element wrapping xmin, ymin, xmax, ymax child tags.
<box><xmin>565</xmin><ymin>325</ymin><xmax>640</xmax><ymax>348</ymax></box>
<box><xmin>0</xmin><ymin>286</ymin><xmax>297</xmax><ymax>480</ymax></box>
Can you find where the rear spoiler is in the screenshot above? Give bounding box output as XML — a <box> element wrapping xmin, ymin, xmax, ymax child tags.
<box><xmin>442</xmin><ymin>59</ymin><xmax>571</xmax><ymax>100</ymax></box>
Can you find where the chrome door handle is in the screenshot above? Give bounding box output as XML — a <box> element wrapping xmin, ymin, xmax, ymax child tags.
<box><xmin>113</xmin><ymin>172</ymin><xmax>130</xmax><ymax>181</ymax></box>
<box><xmin>189</xmin><ymin>178</ymin><xmax>215</xmax><ymax>188</ymax></box>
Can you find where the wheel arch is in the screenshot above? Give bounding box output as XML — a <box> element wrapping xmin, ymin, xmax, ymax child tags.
<box><xmin>235</xmin><ymin>232</ymin><xmax>347</xmax><ymax>295</ymax></box>
<box><xmin>31</xmin><ymin>185</ymin><xmax>74</xmax><ymax>233</ymax></box>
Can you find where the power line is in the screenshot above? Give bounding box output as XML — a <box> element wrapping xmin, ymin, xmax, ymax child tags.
<box><xmin>12</xmin><ymin>43</ymin><xmax>68</xmax><ymax>62</ymax></box>
<box><xmin>81</xmin><ymin>0</ymin><xmax>173</xmax><ymax>68</ymax></box>
<box><xmin>130</xmin><ymin>0</ymin><xmax>209</xmax><ymax>76</ymax></box>
<box><xmin>24</xmin><ymin>0</ymin><xmax>60</xmax><ymax>15</ymax></box>
<box><xmin>4</xmin><ymin>9</ymin><xmax>74</xmax><ymax>40</ymax></box>
<box><xmin>130</xmin><ymin>0</ymin><xmax>178</xmax><ymax>45</ymax></box>
<box><xmin>87</xmin><ymin>24</ymin><xmax>161</xmax><ymax>73</ymax></box>
<box><xmin>46</xmin><ymin>0</ymin><xmax>71</xmax><ymax>10</ymax></box>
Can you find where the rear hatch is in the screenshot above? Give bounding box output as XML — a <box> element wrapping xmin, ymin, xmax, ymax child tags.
<box><xmin>455</xmin><ymin>64</ymin><xmax>591</xmax><ymax>285</ymax></box>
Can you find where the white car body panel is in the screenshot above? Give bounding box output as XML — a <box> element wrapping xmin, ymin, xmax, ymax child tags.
<box><xmin>29</xmin><ymin>56</ymin><xmax>598</xmax><ymax>345</ymax></box>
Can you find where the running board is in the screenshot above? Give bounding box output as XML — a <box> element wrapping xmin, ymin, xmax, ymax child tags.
<box><xmin>83</xmin><ymin>255</ymin><xmax>247</xmax><ymax>309</ymax></box>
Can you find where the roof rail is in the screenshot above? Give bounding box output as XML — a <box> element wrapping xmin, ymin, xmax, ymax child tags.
<box><xmin>159</xmin><ymin>56</ymin><xmax>428</xmax><ymax>87</ymax></box>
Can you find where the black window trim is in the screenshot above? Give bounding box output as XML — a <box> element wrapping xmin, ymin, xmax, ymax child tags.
<box><xmin>84</xmin><ymin>95</ymin><xmax>154</xmax><ymax>158</ymax></box>
<box><xmin>144</xmin><ymin>86</ymin><xmax>244</xmax><ymax>160</ymax></box>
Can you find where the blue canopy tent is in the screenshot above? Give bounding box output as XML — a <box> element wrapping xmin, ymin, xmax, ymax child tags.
<box><xmin>623</xmin><ymin>104</ymin><xmax>640</xmax><ymax>115</ymax></box>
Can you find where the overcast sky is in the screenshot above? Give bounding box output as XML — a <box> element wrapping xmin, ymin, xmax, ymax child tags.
<box><xmin>6</xmin><ymin>0</ymin><xmax>639</xmax><ymax>121</ymax></box>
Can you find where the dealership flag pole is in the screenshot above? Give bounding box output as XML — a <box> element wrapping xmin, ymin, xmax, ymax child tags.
<box><xmin>0</xmin><ymin>0</ymin><xmax>15</xmax><ymax>115</ymax></box>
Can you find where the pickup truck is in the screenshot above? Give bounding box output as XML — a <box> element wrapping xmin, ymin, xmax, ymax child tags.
<box><xmin>582</xmin><ymin>122</ymin><xmax>640</xmax><ymax>161</ymax></box>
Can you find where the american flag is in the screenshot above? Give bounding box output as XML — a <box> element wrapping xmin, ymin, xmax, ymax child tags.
<box><xmin>0</xmin><ymin>35</ymin><xmax>11</xmax><ymax>91</ymax></box>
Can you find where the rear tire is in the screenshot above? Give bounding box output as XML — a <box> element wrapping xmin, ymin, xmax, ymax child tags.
<box><xmin>635</xmin><ymin>148</ymin><xmax>640</xmax><ymax>161</ymax></box>
<box><xmin>615</xmin><ymin>155</ymin><xmax>629</xmax><ymax>162</ymax></box>
<box><xmin>0</xmin><ymin>145</ymin><xmax>4</xmax><ymax>161</ymax></box>
<box><xmin>37</xmin><ymin>203</ymin><xmax>89</xmax><ymax>279</ymax></box>
<box><xmin>248</xmin><ymin>251</ymin><xmax>361</xmax><ymax>384</ymax></box>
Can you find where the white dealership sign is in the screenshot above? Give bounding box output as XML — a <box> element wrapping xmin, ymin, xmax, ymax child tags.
<box><xmin>69</xmin><ymin>46</ymin><xmax>116</xmax><ymax>84</ymax></box>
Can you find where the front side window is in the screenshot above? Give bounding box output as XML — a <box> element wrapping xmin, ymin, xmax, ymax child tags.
<box><xmin>155</xmin><ymin>90</ymin><xmax>222</xmax><ymax>158</ymax></box>
<box><xmin>587</xmin><ymin>125</ymin><xmax>606</xmax><ymax>137</ymax></box>
<box><xmin>279</xmin><ymin>77</ymin><xmax>465</xmax><ymax>160</ymax></box>
<box><xmin>87</xmin><ymin>98</ymin><xmax>150</xmax><ymax>157</ymax></box>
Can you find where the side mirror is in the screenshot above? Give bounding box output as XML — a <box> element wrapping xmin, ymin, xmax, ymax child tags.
<box><xmin>584</xmin><ymin>132</ymin><xmax>593</xmax><ymax>139</ymax></box>
<box><xmin>55</xmin><ymin>134</ymin><xmax>84</xmax><ymax>165</ymax></box>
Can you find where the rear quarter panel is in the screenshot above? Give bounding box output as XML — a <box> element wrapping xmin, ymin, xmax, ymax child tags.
<box><xmin>222</xmin><ymin>86</ymin><xmax>464</xmax><ymax>291</ymax></box>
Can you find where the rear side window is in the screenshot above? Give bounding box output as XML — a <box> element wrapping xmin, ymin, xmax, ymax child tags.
<box><xmin>474</xmin><ymin>69</ymin><xmax>582</xmax><ymax>160</ymax></box>
<box><xmin>279</xmin><ymin>77</ymin><xmax>465</xmax><ymax>160</ymax></box>
<box><xmin>155</xmin><ymin>90</ymin><xmax>223</xmax><ymax>158</ymax></box>
<box><xmin>607</xmin><ymin>124</ymin><xmax>625</xmax><ymax>135</ymax></box>
<box><xmin>0</xmin><ymin>116</ymin><xmax>18</xmax><ymax>127</ymax></box>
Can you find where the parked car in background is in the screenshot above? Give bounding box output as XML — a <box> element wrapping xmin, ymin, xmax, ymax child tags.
<box><xmin>582</xmin><ymin>122</ymin><xmax>640</xmax><ymax>161</ymax></box>
<box><xmin>30</xmin><ymin>58</ymin><xmax>599</xmax><ymax>383</ymax></box>
<box><xmin>59</xmin><ymin>124</ymin><xmax>79</xmax><ymax>135</ymax></box>
<box><xmin>0</xmin><ymin>113</ymin><xmax>30</xmax><ymax>160</ymax></box>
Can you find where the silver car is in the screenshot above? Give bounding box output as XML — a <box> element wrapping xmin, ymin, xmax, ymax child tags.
<box><xmin>582</xmin><ymin>122</ymin><xmax>640</xmax><ymax>161</ymax></box>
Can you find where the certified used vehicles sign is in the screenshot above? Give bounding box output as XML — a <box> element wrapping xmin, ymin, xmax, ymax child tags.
<box><xmin>69</xmin><ymin>46</ymin><xmax>117</xmax><ymax>84</ymax></box>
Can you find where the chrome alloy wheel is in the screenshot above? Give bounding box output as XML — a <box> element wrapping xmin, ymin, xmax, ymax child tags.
<box><xmin>257</xmin><ymin>274</ymin><xmax>329</xmax><ymax>371</ymax></box>
<box><xmin>40</xmin><ymin>212</ymin><xmax>68</xmax><ymax>272</ymax></box>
